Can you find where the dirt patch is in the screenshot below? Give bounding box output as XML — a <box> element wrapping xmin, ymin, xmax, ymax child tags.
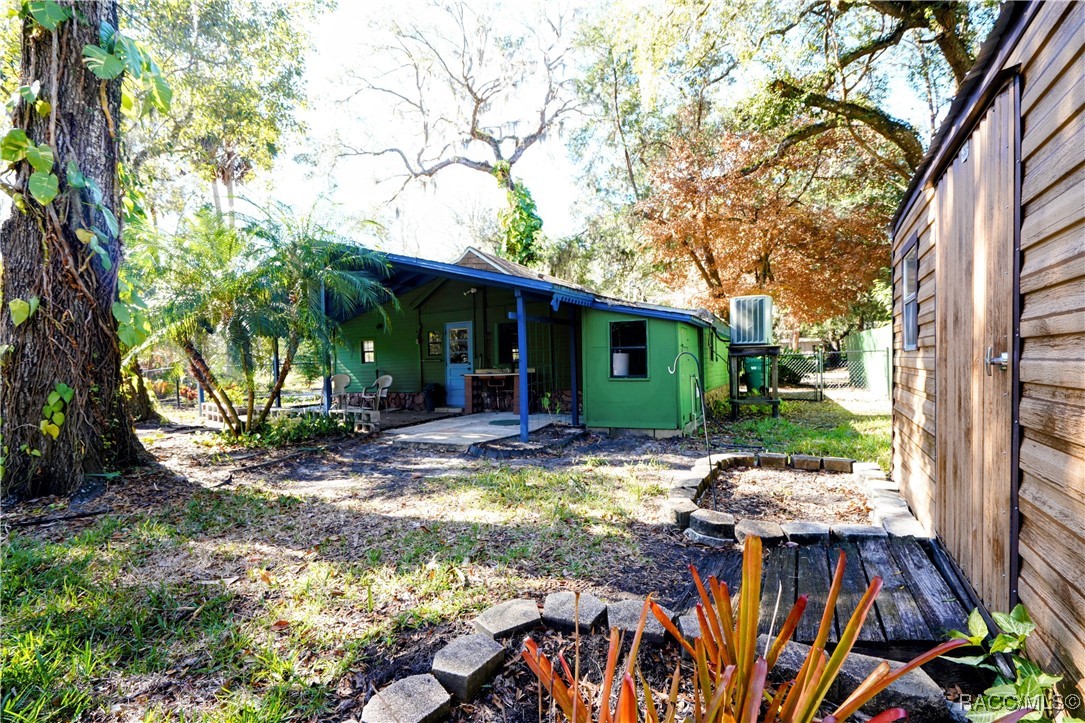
<box><xmin>699</xmin><ymin>466</ymin><xmax>870</xmax><ymax>525</ymax></box>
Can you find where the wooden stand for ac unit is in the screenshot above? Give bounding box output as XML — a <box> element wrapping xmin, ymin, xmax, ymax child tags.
<box><xmin>727</xmin><ymin>345</ymin><xmax>781</xmax><ymax>420</ymax></box>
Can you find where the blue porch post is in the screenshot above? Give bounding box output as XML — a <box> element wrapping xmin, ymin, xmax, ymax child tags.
<box><xmin>569</xmin><ymin>310</ymin><xmax>579</xmax><ymax>426</ymax></box>
<box><xmin>515</xmin><ymin>289</ymin><xmax>529</xmax><ymax>442</ymax></box>
<box><xmin>197</xmin><ymin>384</ymin><xmax>204</xmax><ymax>418</ymax></box>
<box><xmin>321</xmin><ymin>279</ymin><xmax>331</xmax><ymax>416</ymax></box>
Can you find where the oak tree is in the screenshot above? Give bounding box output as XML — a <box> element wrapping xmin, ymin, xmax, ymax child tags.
<box><xmin>1</xmin><ymin>0</ymin><xmax>168</xmax><ymax>497</ymax></box>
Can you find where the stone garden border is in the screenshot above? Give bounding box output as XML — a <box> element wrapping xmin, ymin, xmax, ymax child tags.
<box><xmin>357</xmin><ymin>454</ymin><xmax>942</xmax><ymax>722</ymax></box>
<box><xmin>663</xmin><ymin>452</ymin><xmax>932</xmax><ymax>546</ymax></box>
<box><xmin>360</xmin><ymin>588</ymin><xmax>950</xmax><ymax>723</ymax></box>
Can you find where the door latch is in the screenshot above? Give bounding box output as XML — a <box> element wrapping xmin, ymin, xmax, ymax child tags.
<box><xmin>985</xmin><ymin>346</ymin><xmax>1009</xmax><ymax>375</ymax></box>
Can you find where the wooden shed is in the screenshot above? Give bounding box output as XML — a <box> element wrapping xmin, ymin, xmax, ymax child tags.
<box><xmin>891</xmin><ymin>1</ymin><xmax>1084</xmax><ymax>693</ymax></box>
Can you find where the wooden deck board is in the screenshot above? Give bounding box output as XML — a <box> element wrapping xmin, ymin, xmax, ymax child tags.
<box><xmin>857</xmin><ymin>538</ymin><xmax>935</xmax><ymax>641</ymax></box>
<box><xmin>759</xmin><ymin>546</ymin><xmax>797</xmax><ymax>637</ymax></box>
<box><xmin>795</xmin><ymin>544</ymin><xmax>838</xmax><ymax>643</ymax></box>
<box><xmin>676</xmin><ymin>539</ymin><xmax>970</xmax><ymax>646</ymax></box>
<box><xmin>888</xmin><ymin>537</ymin><xmax>970</xmax><ymax>638</ymax></box>
<box><xmin>830</xmin><ymin>541</ymin><xmax>885</xmax><ymax>643</ymax></box>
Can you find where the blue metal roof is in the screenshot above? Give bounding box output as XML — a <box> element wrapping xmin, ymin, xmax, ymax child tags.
<box><xmin>347</xmin><ymin>248</ymin><xmax>730</xmax><ymax>337</ymax></box>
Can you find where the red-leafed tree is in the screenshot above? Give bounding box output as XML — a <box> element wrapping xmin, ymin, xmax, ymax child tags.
<box><xmin>637</xmin><ymin>113</ymin><xmax>895</xmax><ymax>325</ymax></box>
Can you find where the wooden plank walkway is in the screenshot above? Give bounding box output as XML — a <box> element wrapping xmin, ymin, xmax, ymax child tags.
<box><xmin>675</xmin><ymin>537</ymin><xmax>971</xmax><ymax>647</ymax></box>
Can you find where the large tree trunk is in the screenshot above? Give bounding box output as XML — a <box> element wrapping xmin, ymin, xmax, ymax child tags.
<box><xmin>125</xmin><ymin>358</ymin><xmax>162</xmax><ymax>423</ymax></box>
<box><xmin>0</xmin><ymin>0</ymin><xmax>143</xmax><ymax>499</ymax></box>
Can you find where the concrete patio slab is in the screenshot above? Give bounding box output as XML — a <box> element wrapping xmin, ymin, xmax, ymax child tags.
<box><xmin>386</xmin><ymin>412</ymin><xmax>569</xmax><ymax>447</ymax></box>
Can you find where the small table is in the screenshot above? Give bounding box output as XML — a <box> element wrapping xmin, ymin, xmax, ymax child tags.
<box><xmin>728</xmin><ymin>345</ymin><xmax>781</xmax><ymax>419</ymax></box>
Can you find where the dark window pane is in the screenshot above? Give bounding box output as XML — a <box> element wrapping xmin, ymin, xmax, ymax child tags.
<box><xmin>610</xmin><ymin>320</ymin><xmax>647</xmax><ymax>378</ymax></box>
<box><xmin>497</xmin><ymin>323</ymin><xmax>519</xmax><ymax>365</ymax></box>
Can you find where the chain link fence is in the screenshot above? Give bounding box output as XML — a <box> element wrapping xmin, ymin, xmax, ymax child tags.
<box><xmin>777</xmin><ymin>349</ymin><xmax>891</xmax><ymax>401</ymax></box>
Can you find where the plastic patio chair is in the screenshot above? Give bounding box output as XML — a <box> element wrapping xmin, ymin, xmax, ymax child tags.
<box><xmin>330</xmin><ymin>373</ymin><xmax>351</xmax><ymax>409</ymax></box>
<box><xmin>360</xmin><ymin>375</ymin><xmax>393</xmax><ymax>411</ymax></box>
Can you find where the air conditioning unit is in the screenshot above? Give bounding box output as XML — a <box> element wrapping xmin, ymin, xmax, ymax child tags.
<box><xmin>730</xmin><ymin>295</ymin><xmax>773</xmax><ymax>346</ymax></box>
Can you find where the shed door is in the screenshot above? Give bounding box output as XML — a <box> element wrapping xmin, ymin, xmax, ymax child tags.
<box><xmin>934</xmin><ymin>86</ymin><xmax>1016</xmax><ymax>612</ymax></box>
<box><xmin>445</xmin><ymin>322</ymin><xmax>473</xmax><ymax>408</ymax></box>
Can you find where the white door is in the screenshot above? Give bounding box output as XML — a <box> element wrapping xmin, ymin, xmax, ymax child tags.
<box><xmin>445</xmin><ymin>321</ymin><xmax>473</xmax><ymax>407</ymax></box>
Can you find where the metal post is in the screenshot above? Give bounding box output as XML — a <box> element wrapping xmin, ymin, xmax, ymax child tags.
<box><xmin>197</xmin><ymin>384</ymin><xmax>204</xmax><ymax>418</ymax></box>
<box><xmin>515</xmin><ymin>289</ymin><xmax>529</xmax><ymax>442</ymax></box>
<box><xmin>568</xmin><ymin>311</ymin><xmax>579</xmax><ymax>426</ymax></box>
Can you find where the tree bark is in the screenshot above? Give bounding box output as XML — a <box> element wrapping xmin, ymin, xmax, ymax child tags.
<box><xmin>125</xmin><ymin>358</ymin><xmax>162</xmax><ymax>423</ymax></box>
<box><xmin>1</xmin><ymin>0</ymin><xmax>144</xmax><ymax>499</ymax></box>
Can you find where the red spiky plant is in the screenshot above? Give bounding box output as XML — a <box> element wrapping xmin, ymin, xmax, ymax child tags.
<box><xmin>522</xmin><ymin>536</ymin><xmax>1031</xmax><ymax>723</ymax></box>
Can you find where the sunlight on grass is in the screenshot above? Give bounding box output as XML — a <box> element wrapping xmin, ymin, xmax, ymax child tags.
<box><xmin>2</xmin><ymin>463</ymin><xmax>667</xmax><ymax>720</ymax></box>
<box><xmin>719</xmin><ymin>400</ymin><xmax>891</xmax><ymax>470</ymax></box>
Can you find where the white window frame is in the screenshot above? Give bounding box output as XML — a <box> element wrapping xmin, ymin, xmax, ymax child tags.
<box><xmin>902</xmin><ymin>238</ymin><xmax>919</xmax><ymax>351</ymax></box>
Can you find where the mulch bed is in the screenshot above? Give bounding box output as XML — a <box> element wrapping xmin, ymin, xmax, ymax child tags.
<box><xmin>699</xmin><ymin>466</ymin><xmax>870</xmax><ymax>525</ymax></box>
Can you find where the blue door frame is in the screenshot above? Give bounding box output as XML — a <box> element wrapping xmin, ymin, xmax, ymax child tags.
<box><xmin>445</xmin><ymin>321</ymin><xmax>473</xmax><ymax>408</ymax></box>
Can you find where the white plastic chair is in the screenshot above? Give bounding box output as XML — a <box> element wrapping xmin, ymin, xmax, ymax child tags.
<box><xmin>360</xmin><ymin>375</ymin><xmax>393</xmax><ymax>411</ymax></box>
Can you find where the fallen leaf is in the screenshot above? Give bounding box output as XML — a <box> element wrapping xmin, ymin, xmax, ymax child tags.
<box><xmin>270</xmin><ymin>620</ymin><xmax>290</xmax><ymax>632</ymax></box>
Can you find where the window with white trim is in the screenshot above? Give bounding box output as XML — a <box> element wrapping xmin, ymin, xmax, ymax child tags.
<box><xmin>902</xmin><ymin>240</ymin><xmax>919</xmax><ymax>351</ymax></box>
<box><xmin>361</xmin><ymin>339</ymin><xmax>376</xmax><ymax>364</ymax></box>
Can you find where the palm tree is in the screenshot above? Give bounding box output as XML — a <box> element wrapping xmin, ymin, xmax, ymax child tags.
<box><xmin>148</xmin><ymin>204</ymin><xmax>392</xmax><ymax>436</ymax></box>
<box><xmin>246</xmin><ymin>202</ymin><xmax>394</xmax><ymax>431</ymax></box>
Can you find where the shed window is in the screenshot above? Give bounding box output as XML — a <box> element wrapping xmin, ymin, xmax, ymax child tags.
<box><xmin>426</xmin><ymin>331</ymin><xmax>441</xmax><ymax>357</ymax></box>
<box><xmin>362</xmin><ymin>339</ymin><xmax>376</xmax><ymax>364</ymax></box>
<box><xmin>902</xmin><ymin>241</ymin><xmax>919</xmax><ymax>351</ymax></box>
<box><xmin>497</xmin><ymin>322</ymin><xmax>519</xmax><ymax>365</ymax></box>
<box><xmin>610</xmin><ymin>320</ymin><xmax>647</xmax><ymax>378</ymax></box>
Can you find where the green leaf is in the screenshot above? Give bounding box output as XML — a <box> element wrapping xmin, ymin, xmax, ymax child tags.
<box><xmin>17</xmin><ymin>83</ymin><xmax>37</xmax><ymax>103</ymax></box>
<box><xmin>65</xmin><ymin>160</ymin><xmax>86</xmax><ymax>188</ymax></box>
<box><xmin>98</xmin><ymin>19</ymin><xmax>116</xmax><ymax>49</ymax></box>
<box><xmin>28</xmin><ymin>171</ymin><xmax>58</xmax><ymax>204</ymax></box>
<box><xmin>27</xmin><ymin>0</ymin><xmax>71</xmax><ymax>31</ymax></box>
<box><xmin>111</xmin><ymin>301</ymin><xmax>132</xmax><ymax>325</ymax></box>
<box><xmin>75</xmin><ymin>228</ymin><xmax>95</xmax><ymax>244</ymax></box>
<box><xmin>25</xmin><ymin>143</ymin><xmax>54</xmax><ymax>173</ymax></box>
<box><xmin>51</xmin><ymin>412</ymin><xmax>64</xmax><ymax>426</ymax></box>
<box><xmin>100</xmin><ymin>206</ymin><xmax>119</xmax><ymax>237</ymax></box>
<box><xmin>84</xmin><ymin>177</ymin><xmax>103</xmax><ymax>205</ymax></box>
<box><xmin>9</xmin><ymin>299</ymin><xmax>30</xmax><ymax>326</ymax></box>
<box><xmin>113</xmin><ymin>34</ymin><xmax>143</xmax><ymax>78</ymax></box>
<box><xmin>967</xmin><ymin>608</ymin><xmax>988</xmax><ymax>640</ymax></box>
<box><xmin>147</xmin><ymin>73</ymin><xmax>172</xmax><ymax>113</ymax></box>
<box><xmin>945</xmin><ymin>654</ymin><xmax>990</xmax><ymax>667</ymax></box>
<box><xmin>47</xmin><ymin>392</ymin><xmax>60</xmax><ymax>408</ymax></box>
<box><xmin>82</xmin><ymin>44</ymin><xmax>124</xmax><ymax>80</ymax></box>
<box><xmin>989</xmin><ymin>633</ymin><xmax>1022</xmax><ymax>654</ymax></box>
<box><xmin>39</xmin><ymin>420</ymin><xmax>60</xmax><ymax>439</ymax></box>
<box><xmin>34</xmin><ymin>99</ymin><xmax>50</xmax><ymax>116</ymax></box>
<box><xmin>1</xmin><ymin>129</ymin><xmax>30</xmax><ymax>162</ymax></box>
<box><xmin>30</xmin><ymin>449</ymin><xmax>42</xmax><ymax>457</ymax></box>
<box><xmin>56</xmin><ymin>383</ymin><xmax>74</xmax><ymax>404</ymax></box>
<box><xmin>118</xmin><ymin>324</ymin><xmax>141</xmax><ymax>348</ymax></box>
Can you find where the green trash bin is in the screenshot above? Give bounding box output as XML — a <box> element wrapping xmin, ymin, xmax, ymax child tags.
<box><xmin>743</xmin><ymin>357</ymin><xmax>766</xmax><ymax>395</ymax></box>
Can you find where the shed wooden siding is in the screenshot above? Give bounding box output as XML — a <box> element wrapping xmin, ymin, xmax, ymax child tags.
<box><xmin>1007</xmin><ymin>1</ymin><xmax>1085</xmax><ymax>689</ymax></box>
<box><xmin>892</xmin><ymin>1</ymin><xmax>1084</xmax><ymax>692</ymax></box>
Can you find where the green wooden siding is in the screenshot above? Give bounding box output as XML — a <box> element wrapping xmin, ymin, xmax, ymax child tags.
<box><xmin>703</xmin><ymin>329</ymin><xmax>730</xmax><ymax>397</ymax></box>
<box><xmin>581</xmin><ymin>309</ymin><xmax>683</xmax><ymax>429</ymax></box>
<box><xmin>336</xmin><ymin>279</ymin><xmax>576</xmax><ymax>398</ymax></box>
<box><xmin>336</xmin><ymin>280</ymin><xmax>725</xmax><ymax>427</ymax></box>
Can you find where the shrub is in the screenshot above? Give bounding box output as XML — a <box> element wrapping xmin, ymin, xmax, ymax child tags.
<box><xmin>225</xmin><ymin>414</ymin><xmax>350</xmax><ymax>449</ymax></box>
<box><xmin>521</xmin><ymin>537</ymin><xmax>1026</xmax><ymax>723</ymax></box>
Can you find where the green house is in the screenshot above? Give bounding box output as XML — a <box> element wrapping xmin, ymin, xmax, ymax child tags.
<box><xmin>333</xmin><ymin>247</ymin><xmax>730</xmax><ymax>439</ymax></box>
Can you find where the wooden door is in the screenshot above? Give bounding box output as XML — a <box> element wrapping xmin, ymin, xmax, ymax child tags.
<box><xmin>934</xmin><ymin>85</ymin><xmax>1016</xmax><ymax>612</ymax></box>
<box><xmin>445</xmin><ymin>321</ymin><xmax>473</xmax><ymax>408</ymax></box>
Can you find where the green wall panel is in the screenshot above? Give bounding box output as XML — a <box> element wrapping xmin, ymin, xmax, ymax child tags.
<box><xmin>581</xmin><ymin>309</ymin><xmax>684</xmax><ymax>430</ymax></box>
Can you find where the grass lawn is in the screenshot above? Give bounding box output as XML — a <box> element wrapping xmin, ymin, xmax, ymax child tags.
<box><xmin>714</xmin><ymin>399</ymin><xmax>892</xmax><ymax>471</ymax></box>
<box><xmin>1</xmin><ymin>400</ymin><xmax>893</xmax><ymax>720</ymax></box>
<box><xmin>1</xmin><ymin>450</ymin><xmax>679</xmax><ymax>722</ymax></box>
